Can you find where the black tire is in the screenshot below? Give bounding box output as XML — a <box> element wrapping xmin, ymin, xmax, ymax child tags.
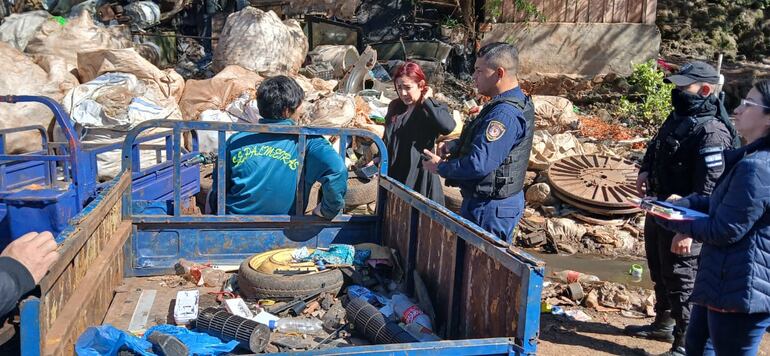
<box><xmin>237</xmin><ymin>254</ymin><xmax>344</xmax><ymax>300</ymax></box>
<box><xmin>443</xmin><ymin>184</ymin><xmax>462</xmax><ymax>214</ymax></box>
<box><xmin>345</xmin><ymin>172</ymin><xmax>378</xmax><ymax>208</ymax></box>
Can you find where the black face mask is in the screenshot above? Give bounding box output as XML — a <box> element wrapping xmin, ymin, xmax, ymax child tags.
<box><xmin>671</xmin><ymin>88</ymin><xmax>717</xmax><ymax>117</ymax></box>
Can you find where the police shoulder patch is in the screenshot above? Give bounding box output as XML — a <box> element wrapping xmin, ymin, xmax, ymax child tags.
<box><xmin>485</xmin><ymin>120</ymin><xmax>506</xmax><ymax>142</ymax></box>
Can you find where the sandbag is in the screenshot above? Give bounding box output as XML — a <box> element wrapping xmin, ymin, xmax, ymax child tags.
<box><xmin>0</xmin><ymin>43</ymin><xmax>77</xmax><ymax>154</ymax></box>
<box><xmin>25</xmin><ymin>12</ymin><xmax>131</xmax><ymax>74</ymax></box>
<box><xmin>123</xmin><ymin>1</ymin><xmax>160</xmax><ymax>30</ymax></box>
<box><xmin>77</xmin><ymin>48</ymin><xmax>184</xmax><ymax>102</ymax></box>
<box><xmin>304</xmin><ymin>94</ymin><xmax>356</xmax><ymax>128</ymax></box>
<box><xmin>292</xmin><ymin>74</ymin><xmax>338</xmax><ymax>102</ymax></box>
<box><xmin>179</xmin><ymin>65</ymin><xmax>263</xmax><ymax>120</ymax></box>
<box><xmin>529</xmin><ymin>130</ymin><xmax>599</xmax><ymax>171</ymax></box>
<box><xmin>59</xmin><ymin>72</ymin><xmax>183</xmax><ymax>180</ymax></box>
<box><xmin>212</xmin><ymin>7</ymin><xmax>307</xmax><ymax>76</ymax></box>
<box><xmin>532</xmin><ymin>95</ymin><xmax>578</xmax><ymax>133</ymax></box>
<box><xmin>0</xmin><ymin>10</ymin><xmax>50</xmax><ymax>51</ymax></box>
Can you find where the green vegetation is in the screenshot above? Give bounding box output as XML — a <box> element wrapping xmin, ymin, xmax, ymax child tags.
<box><xmin>483</xmin><ymin>0</ymin><xmax>545</xmax><ymax>22</ymax></box>
<box><xmin>616</xmin><ymin>61</ymin><xmax>675</xmax><ymax>126</ymax></box>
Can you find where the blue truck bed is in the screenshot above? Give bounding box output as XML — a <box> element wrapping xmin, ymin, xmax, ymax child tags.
<box><xmin>16</xmin><ymin>121</ymin><xmax>544</xmax><ymax>355</ymax></box>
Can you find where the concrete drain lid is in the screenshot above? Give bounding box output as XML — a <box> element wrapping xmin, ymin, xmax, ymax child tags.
<box><xmin>547</xmin><ymin>154</ymin><xmax>641</xmax><ymax>215</ymax></box>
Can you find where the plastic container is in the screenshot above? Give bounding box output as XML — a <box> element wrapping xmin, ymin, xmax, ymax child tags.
<box><xmin>552</xmin><ymin>270</ymin><xmax>600</xmax><ymax>284</ymax></box>
<box><xmin>403</xmin><ymin>323</ymin><xmax>441</xmax><ymax>342</ymax></box>
<box><xmin>391</xmin><ymin>294</ymin><xmax>433</xmax><ymax>331</ymax></box>
<box><xmin>268</xmin><ymin>318</ymin><xmax>323</xmax><ymax>334</ymax></box>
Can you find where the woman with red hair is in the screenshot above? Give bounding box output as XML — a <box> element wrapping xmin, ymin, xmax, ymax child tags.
<box><xmin>383</xmin><ymin>62</ymin><xmax>456</xmax><ymax>204</ymax></box>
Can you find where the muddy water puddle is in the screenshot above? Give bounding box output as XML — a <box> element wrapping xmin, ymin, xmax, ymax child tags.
<box><xmin>532</xmin><ymin>251</ymin><xmax>653</xmax><ymax>289</ymax></box>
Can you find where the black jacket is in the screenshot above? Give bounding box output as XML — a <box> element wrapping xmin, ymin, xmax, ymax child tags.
<box><xmin>0</xmin><ymin>256</ymin><xmax>35</xmax><ymax>318</ymax></box>
<box><xmin>640</xmin><ymin>111</ymin><xmax>734</xmax><ymax>199</ymax></box>
<box><xmin>383</xmin><ymin>97</ymin><xmax>456</xmax><ymax>204</ymax></box>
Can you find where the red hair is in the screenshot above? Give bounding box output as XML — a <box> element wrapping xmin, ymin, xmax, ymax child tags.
<box><xmin>393</xmin><ymin>61</ymin><xmax>427</xmax><ymax>90</ymax></box>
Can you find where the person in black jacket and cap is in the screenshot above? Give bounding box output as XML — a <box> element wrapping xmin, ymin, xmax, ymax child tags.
<box><xmin>625</xmin><ymin>60</ymin><xmax>739</xmax><ymax>356</ymax></box>
<box><xmin>0</xmin><ymin>231</ymin><xmax>59</xmax><ymax>319</ymax></box>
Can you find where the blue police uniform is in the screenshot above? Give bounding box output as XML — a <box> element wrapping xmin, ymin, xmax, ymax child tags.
<box><xmin>212</xmin><ymin>118</ymin><xmax>347</xmax><ymax>218</ymax></box>
<box><xmin>438</xmin><ymin>87</ymin><xmax>530</xmax><ymax>243</ymax></box>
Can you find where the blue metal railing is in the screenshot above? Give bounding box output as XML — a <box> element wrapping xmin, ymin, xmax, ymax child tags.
<box><xmin>121</xmin><ymin>120</ymin><xmax>389</xmax><ymax>219</ymax></box>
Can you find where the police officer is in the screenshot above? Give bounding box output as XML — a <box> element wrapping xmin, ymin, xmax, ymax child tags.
<box><xmin>626</xmin><ymin>61</ymin><xmax>739</xmax><ymax>356</ymax></box>
<box><xmin>210</xmin><ymin>75</ymin><xmax>347</xmax><ymax>219</ymax></box>
<box><xmin>422</xmin><ymin>42</ymin><xmax>534</xmax><ymax>243</ymax></box>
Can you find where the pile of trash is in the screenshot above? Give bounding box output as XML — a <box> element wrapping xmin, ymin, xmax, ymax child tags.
<box><xmin>542</xmin><ymin>270</ymin><xmax>656</xmax><ymax>322</ymax></box>
<box><xmin>75</xmin><ymin>243</ymin><xmax>440</xmax><ymax>354</ymax></box>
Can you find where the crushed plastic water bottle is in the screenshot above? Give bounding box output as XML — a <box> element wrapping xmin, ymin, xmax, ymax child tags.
<box><xmin>391</xmin><ymin>294</ymin><xmax>433</xmax><ymax>331</ymax></box>
<box><xmin>269</xmin><ymin>318</ymin><xmax>323</xmax><ymax>334</ymax></box>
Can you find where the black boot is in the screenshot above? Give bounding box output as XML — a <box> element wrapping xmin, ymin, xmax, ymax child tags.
<box><xmin>624</xmin><ymin>310</ymin><xmax>675</xmax><ymax>342</ymax></box>
<box><xmin>654</xmin><ymin>327</ymin><xmax>685</xmax><ymax>356</ymax></box>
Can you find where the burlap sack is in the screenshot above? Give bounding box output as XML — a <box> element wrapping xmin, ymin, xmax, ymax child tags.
<box><xmin>77</xmin><ymin>48</ymin><xmax>184</xmax><ymax>102</ymax></box>
<box><xmin>179</xmin><ymin>65</ymin><xmax>264</xmax><ymax>120</ymax></box>
<box><xmin>0</xmin><ymin>43</ymin><xmax>78</xmax><ymax>154</ymax></box>
<box><xmin>0</xmin><ymin>10</ymin><xmax>50</xmax><ymax>51</ymax></box>
<box><xmin>212</xmin><ymin>7</ymin><xmax>308</xmax><ymax>76</ymax></box>
<box><xmin>25</xmin><ymin>12</ymin><xmax>130</xmax><ymax>74</ymax></box>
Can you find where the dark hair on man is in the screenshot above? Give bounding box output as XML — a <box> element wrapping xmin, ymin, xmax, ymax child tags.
<box><xmin>754</xmin><ymin>79</ymin><xmax>770</xmax><ymax>114</ymax></box>
<box><xmin>477</xmin><ymin>42</ymin><xmax>520</xmax><ymax>75</ymax></box>
<box><xmin>257</xmin><ymin>75</ymin><xmax>305</xmax><ymax>119</ymax></box>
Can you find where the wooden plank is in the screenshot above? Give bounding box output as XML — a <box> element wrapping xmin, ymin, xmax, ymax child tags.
<box><xmin>42</xmin><ymin>221</ymin><xmax>132</xmax><ymax>356</ymax></box>
<box><xmin>575</xmin><ymin>0</ymin><xmax>590</xmax><ymax>22</ymax></box>
<box><xmin>627</xmin><ymin>0</ymin><xmax>644</xmax><ymax>22</ymax></box>
<box><xmin>588</xmin><ymin>0</ymin><xmax>605</xmax><ymax>22</ymax></box>
<box><xmin>458</xmin><ymin>245</ymin><xmax>524</xmax><ymax>338</ymax></box>
<box><xmin>643</xmin><ymin>0</ymin><xmax>656</xmax><ymax>24</ymax></box>
<box><xmin>40</xmin><ymin>200</ymin><xmax>123</xmax><ymax>339</ymax></box>
<box><xmin>40</xmin><ymin>173</ymin><xmax>129</xmax><ymax>294</ymax></box>
<box><xmin>381</xmin><ymin>191</ymin><xmax>411</xmax><ymax>266</ymax></box>
<box><xmin>565</xmin><ymin>0</ymin><xmax>576</xmax><ymax>23</ymax></box>
<box><xmin>542</xmin><ymin>0</ymin><xmax>564</xmax><ymax>22</ymax></box>
<box><xmin>612</xmin><ymin>0</ymin><xmax>627</xmax><ymax>22</ymax></box>
<box><xmin>416</xmin><ymin>214</ymin><xmax>457</xmax><ymax>337</ymax></box>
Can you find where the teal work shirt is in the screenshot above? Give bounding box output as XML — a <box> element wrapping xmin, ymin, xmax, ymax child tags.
<box><xmin>212</xmin><ymin>118</ymin><xmax>347</xmax><ymax>218</ymax></box>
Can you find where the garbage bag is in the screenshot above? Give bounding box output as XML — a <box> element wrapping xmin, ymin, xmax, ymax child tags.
<box><xmin>303</xmin><ymin>94</ymin><xmax>356</xmax><ymax>127</ymax></box>
<box><xmin>145</xmin><ymin>324</ymin><xmax>239</xmax><ymax>355</ymax></box>
<box><xmin>529</xmin><ymin>130</ymin><xmax>599</xmax><ymax>171</ymax></box>
<box><xmin>212</xmin><ymin>7</ymin><xmax>307</xmax><ymax>76</ymax></box>
<box><xmin>179</xmin><ymin>65</ymin><xmax>263</xmax><ymax>120</ymax></box>
<box><xmin>25</xmin><ymin>11</ymin><xmax>131</xmax><ymax>74</ymax></box>
<box><xmin>58</xmin><ymin>72</ymin><xmax>183</xmax><ymax>180</ymax></box>
<box><xmin>0</xmin><ymin>43</ymin><xmax>77</xmax><ymax>154</ymax></box>
<box><xmin>0</xmin><ymin>11</ymin><xmax>50</xmax><ymax>51</ymax></box>
<box><xmin>75</xmin><ymin>325</ymin><xmax>153</xmax><ymax>356</ymax></box>
<box><xmin>77</xmin><ymin>48</ymin><xmax>185</xmax><ymax>102</ymax></box>
<box><xmin>532</xmin><ymin>95</ymin><xmax>578</xmax><ymax>133</ymax></box>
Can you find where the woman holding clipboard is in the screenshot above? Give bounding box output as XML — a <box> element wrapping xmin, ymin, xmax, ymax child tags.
<box><xmin>658</xmin><ymin>79</ymin><xmax>770</xmax><ymax>355</ymax></box>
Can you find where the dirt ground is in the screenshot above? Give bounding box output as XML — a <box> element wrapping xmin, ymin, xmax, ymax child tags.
<box><xmin>538</xmin><ymin>310</ymin><xmax>770</xmax><ymax>355</ymax></box>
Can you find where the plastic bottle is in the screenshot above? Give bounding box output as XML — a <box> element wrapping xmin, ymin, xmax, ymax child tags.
<box><xmin>391</xmin><ymin>294</ymin><xmax>433</xmax><ymax>331</ymax></box>
<box><xmin>403</xmin><ymin>322</ymin><xmax>441</xmax><ymax>342</ymax></box>
<box><xmin>552</xmin><ymin>270</ymin><xmax>600</xmax><ymax>284</ymax></box>
<box><xmin>269</xmin><ymin>318</ymin><xmax>324</xmax><ymax>334</ymax></box>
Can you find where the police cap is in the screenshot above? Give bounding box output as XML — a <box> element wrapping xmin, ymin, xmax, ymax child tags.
<box><xmin>664</xmin><ymin>61</ymin><xmax>720</xmax><ymax>86</ymax></box>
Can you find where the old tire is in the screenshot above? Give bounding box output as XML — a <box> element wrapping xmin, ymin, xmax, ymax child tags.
<box><xmin>345</xmin><ymin>172</ymin><xmax>378</xmax><ymax>208</ymax></box>
<box><xmin>237</xmin><ymin>251</ymin><xmax>344</xmax><ymax>300</ymax></box>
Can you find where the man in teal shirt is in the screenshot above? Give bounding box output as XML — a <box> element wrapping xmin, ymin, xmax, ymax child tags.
<box><xmin>211</xmin><ymin>75</ymin><xmax>347</xmax><ymax>219</ymax></box>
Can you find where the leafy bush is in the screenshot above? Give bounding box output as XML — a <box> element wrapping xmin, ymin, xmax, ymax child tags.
<box><xmin>617</xmin><ymin>61</ymin><xmax>674</xmax><ymax>126</ymax></box>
